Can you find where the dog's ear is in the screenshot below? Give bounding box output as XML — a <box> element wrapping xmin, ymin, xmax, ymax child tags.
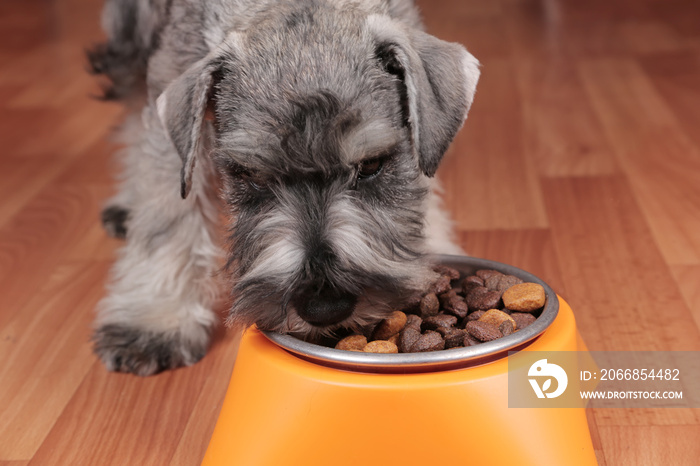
<box><xmin>368</xmin><ymin>16</ymin><xmax>480</xmax><ymax>177</ymax></box>
<box><xmin>155</xmin><ymin>37</ymin><xmax>239</xmax><ymax>198</ymax></box>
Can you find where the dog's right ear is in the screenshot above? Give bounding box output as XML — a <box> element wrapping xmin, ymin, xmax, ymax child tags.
<box><xmin>156</xmin><ymin>35</ymin><xmax>242</xmax><ymax>199</ymax></box>
<box><xmin>367</xmin><ymin>15</ymin><xmax>480</xmax><ymax>177</ymax></box>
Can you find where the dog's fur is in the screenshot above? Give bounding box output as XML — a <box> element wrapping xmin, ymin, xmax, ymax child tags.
<box><xmin>88</xmin><ymin>0</ymin><xmax>479</xmax><ymax>376</ymax></box>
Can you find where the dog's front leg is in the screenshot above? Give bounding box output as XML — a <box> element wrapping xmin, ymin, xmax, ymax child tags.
<box><xmin>93</xmin><ymin>108</ymin><xmax>222</xmax><ymax>376</ymax></box>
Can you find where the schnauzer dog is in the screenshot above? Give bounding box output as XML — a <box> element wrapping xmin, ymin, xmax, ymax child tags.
<box><xmin>88</xmin><ymin>0</ymin><xmax>480</xmax><ymax>376</ymax></box>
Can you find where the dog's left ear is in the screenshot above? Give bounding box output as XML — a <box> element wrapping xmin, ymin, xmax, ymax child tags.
<box><xmin>155</xmin><ymin>36</ymin><xmax>241</xmax><ymax>198</ymax></box>
<box><xmin>367</xmin><ymin>16</ymin><xmax>480</xmax><ymax>177</ymax></box>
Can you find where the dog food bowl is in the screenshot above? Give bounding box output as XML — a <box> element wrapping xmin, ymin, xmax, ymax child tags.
<box><xmin>202</xmin><ymin>256</ymin><xmax>597</xmax><ymax>465</ymax></box>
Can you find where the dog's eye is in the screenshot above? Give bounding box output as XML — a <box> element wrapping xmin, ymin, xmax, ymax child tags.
<box><xmin>224</xmin><ymin>161</ymin><xmax>266</xmax><ymax>190</ymax></box>
<box><xmin>357</xmin><ymin>157</ymin><xmax>384</xmax><ymax>180</ymax></box>
<box><xmin>247</xmin><ymin>179</ymin><xmax>263</xmax><ymax>191</ymax></box>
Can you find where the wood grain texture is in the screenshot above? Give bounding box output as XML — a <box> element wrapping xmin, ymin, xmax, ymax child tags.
<box><xmin>441</xmin><ymin>57</ymin><xmax>549</xmax><ymax>230</ymax></box>
<box><xmin>0</xmin><ymin>262</ymin><xmax>110</xmax><ymax>459</ymax></box>
<box><xmin>541</xmin><ymin>175</ymin><xmax>700</xmax><ymax>352</ymax></box>
<box><xmin>2</xmin><ymin>0</ymin><xmax>700</xmax><ymax>464</ymax></box>
<box><xmin>28</xmin><ymin>329</ymin><xmax>240</xmax><ymax>466</ymax></box>
<box><xmin>579</xmin><ymin>57</ymin><xmax>700</xmax><ymax>265</ymax></box>
<box><xmin>598</xmin><ymin>425</ymin><xmax>700</xmax><ymax>466</ymax></box>
<box><xmin>671</xmin><ymin>265</ymin><xmax>700</xmax><ymax>325</ymax></box>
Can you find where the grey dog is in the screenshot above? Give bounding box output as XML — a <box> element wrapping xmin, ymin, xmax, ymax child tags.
<box><xmin>88</xmin><ymin>0</ymin><xmax>480</xmax><ymax>376</ymax></box>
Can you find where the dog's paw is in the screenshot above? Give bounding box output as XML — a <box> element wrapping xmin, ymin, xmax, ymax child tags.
<box><xmin>101</xmin><ymin>206</ymin><xmax>130</xmax><ymax>239</ymax></box>
<box><xmin>92</xmin><ymin>324</ymin><xmax>209</xmax><ymax>376</ymax></box>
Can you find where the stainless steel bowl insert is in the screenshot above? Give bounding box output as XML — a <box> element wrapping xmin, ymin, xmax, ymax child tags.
<box><xmin>262</xmin><ymin>255</ymin><xmax>559</xmax><ymax>373</ymax></box>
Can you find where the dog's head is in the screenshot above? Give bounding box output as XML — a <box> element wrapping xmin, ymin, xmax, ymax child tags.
<box><xmin>156</xmin><ymin>4</ymin><xmax>479</xmax><ymax>337</ymax></box>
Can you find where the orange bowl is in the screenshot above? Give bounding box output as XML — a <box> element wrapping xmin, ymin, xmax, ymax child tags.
<box><xmin>202</xmin><ymin>256</ymin><xmax>597</xmax><ymax>466</ymax></box>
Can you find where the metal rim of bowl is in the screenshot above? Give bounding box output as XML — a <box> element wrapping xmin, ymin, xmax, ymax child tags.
<box><xmin>262</xmin><ymin>255</ymin><xmax>559</xmax><ymax>373</ymax></box>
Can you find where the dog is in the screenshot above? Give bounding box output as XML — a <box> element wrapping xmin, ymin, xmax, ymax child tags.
<box><xmin>88</xmin><ymin>0</ymin><xmax>480</xmax><ymax>376</ymax></box>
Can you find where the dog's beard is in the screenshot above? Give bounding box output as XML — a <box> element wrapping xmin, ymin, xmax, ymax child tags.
<box><xmin>226</xmin><ymin>278</ymin><xmax>429</xmax><ymax>340</ymax></box>
<box><xmin>221</xmin><ymin>173</ymin><xmax>437</xmax><ymax>338</ymax></box>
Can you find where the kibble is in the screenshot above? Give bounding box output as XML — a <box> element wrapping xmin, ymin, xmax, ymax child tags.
<box><xmin>387</xmin><ymin>333</ymin><xmax>400</xmax><ymax>346</ymax></box>
<box><xmin>476</xmin><ymin>269</ymin><xmax>501</xmax><ymax>281</ymax></box>
<box><xmin>462</xmin><ymin>275</ymin><xmax>484</xmax><ymax>291</ymax></box>
<box><xmin>502</xmin><ymin>283</ymin><xmax>545</xmax><ymax>312</ymax></box>
<box><xmin>511</xmin><ymin>312</ymin><xmax>536</xmax><ymax>330</ymax></box>
<box><xmin>440</xmin><ymin>327</ymin><xmax>467</xmax><ymax>348</ymax></box>
<box><xmin>363</xmin><ymin>340</ymin><xmax>399</xmax><ymax>353</ymax></box>
<box><xmin>423</xmin><ymin>313</ymin><xmax>458</xmax><ymax>331</ymax></box>
<box><xmin>405</xmin><ymin>314</ymin><xmax>422</xmax><ymax>329</ymax></box>
<box><xmin>433</xmin><ymin>265</ymin><xmax>461</xmax><ymax>280</ymax></box>
<box><xmin>419</xmin><ymin>293</ymin><xmax>440</xmax><ymax>317</ymax></box>
<box><xmin>466</xmin><ymin>320</ymin><xmax>502</xmax><ymax>342</ymax></box>
<box><xmin>372</xmin><ymin>311</ymin><xmax>407</xmax><ymax>340</ymax></box>
<box><xmin>465</xmin><ymin>286</ymin><xmax>502</xmax><ymax>311</ymax></box>
<box><xmin>428</xmin><ymin>275</ymin><xmax>453</xmax><ymax>295</ymax></box>
<box><xmin>466</xmin><ymin>310</ymin><xmax>486</xmax><ymax>322</ymax></box>
<box><xmin>499</xmin><ymin>320</ymin><xmax>515</xmax><ymax>336</ymax></box>
<box><xmin>335</xmin><ymin>335</ymin><xmax>367</xmax><ymax>351</ymax></box>
<box><xmin>478</xmin><ymin>309</ymin><xmax>516</xmax><ymax>330</ymax></box>
<box><xmin>327</xmin><ymin>266</ymin><xmax>547</xmax><ymax>353</ymax></box>
<box><xmin>399</xmin><ymin>326</ymin><xmax>421</xmax><ymax>353</ymax></box>
<box><xmin>439</xmin><ymin>291</ymin><xmax>469</xmax><ymax>318</ymax></box>
<box><xmin>409</xmin><ymin>330</ymin><xmax>445</xmax><ymax>352</ymax></box>
<box><xmin>463</xmin><ymin>334</ymin><xmax>481</xmax><ymax>346</ymax></box>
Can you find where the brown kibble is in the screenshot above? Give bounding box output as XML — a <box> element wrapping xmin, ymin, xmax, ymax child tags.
<box><xmin>432</xmin><ymin>265</ymin><xmax>461</xmax><ymax>280</ymax></box>
<box><xmin>400</xmin><ymin>294</ymin><xmax>422</xmax><ymax>314</ymax></box>
<box><xmin>476</xmin><ymin>269</ymin><xmax>501</xmax><ymax>281</ymax></box>
<box><xmin>409</xmin><ymin>330</ymin><xmax>445</xmax><ymax>352</ymax></box>
<box><xmin>483</xmin><ymin>272</ymin><xmax>505</xmax><ymax>291</ymax></box>
<box><xmin>497</xmin><ymin>275</ymin><xmax>524</xmax><ymax>292</ymax></box>
<box><xmin>335</xmin><ymin>335</ymin><xmax>367</xmax><ymax>351</ymax></box>
<box><xmin>326</xmin><ymin>268</ymin><xmax>542</xmax><ymax>353</ymax></box>
<box><xmin>465</xmin><ymin>286</ymin><xmax>501</xmax><ymax>311</ymax></box>
<box><xmin>372</xmin><ymin>311</ymin><xmax>408</xmax><ymax>340</ymax></box>
<box><xmin>441</xmin><ymin>292</ymin><xmax>469</xmax><ymax>318</ymax></box>
<box><xmin>363</xmin><ymin>340</ymin><xmax>399</xmax><ymax>353</ymax></box>
<box><xmin>405</xmin><ymin>314</ymin><xmax>422</xmax><ymax>329</ymax></box>
<box><xmin>438</xmin><ymin>289</ymin><xmax>458</xmax><ymax>304</ymax></box>
<box><xmin>499</xmin><ymin>320</ymin><xmax>515</xmax><ymax>336</ymax></box>
<box><xmin>482</xmin><ymin>273</ymin><xmax>525</xmax><ymax>293</ymax></box>
<box><xmin>502</xmin><ymin>283</ymin><xmax>545</xmax><ymax>312</ymax></box>
<box><xmin>463</xmin><ymin>334</ymin><xmax>481</xmax><ymax>346</ymax></box>
<box><xmin>428</xmin><ymin>275</ymin><xmax>452</xmax><ymax>295</ymax></box>
<box><xmin>420</xmin><ymin>293</ymin><xmax>440</xmax><ymax>317</ymax></box>
<box><xmin>463</xmin><ymin>275</ymin><xmax>484</xmax><ymax>285</ymax></box>
<box><xmin>423</xmin><ymin>313</ymin><xmax>458</xmax><ymax>331</ymax></box>
<box><xmin>511</xmin><ymin>312</ymin><xmax>536</xmax><ymax>330</ymax></box>
<box><xmin>466</xmin><ymin>310</ymin><xmax>486</xmax><ymax>322</ymax></box>
<box><xmin>399</xmin><ymin>327</ymin><xmax>421</xmax><ymax>353</ymax></box>
<box><xmin>440</xmin><ymin>327</ymin><xmax>467</xmax><ymax>348</ymax></box>
<box><xmin>461</xmin><ymin>275</ymin><xmax>484</xmax><ymax>294</ymax></box>
<box><xmin>465</xmin><ymin>321</ymin><xmax>502</xmax><ymax>342</ymax></box>
<box><xmin>478</xmin><ymin>309</ymin><xmax>516</xmax><ymax>329</ymax></box>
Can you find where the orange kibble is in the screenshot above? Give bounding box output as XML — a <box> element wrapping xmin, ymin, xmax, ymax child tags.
<box><xmin>363</xmin><ymin>340</ymin><xmax>399</xmax><ymax>353</ymax></box>
<box><xmin>335</xmin><ymin>335</ymin><xmax>367</xmax><ymax>351</ymax></box>
<box><xmin>502</xmin><ymin>283</ymin><xmax>545</xmax><ymax>312</ymax></box>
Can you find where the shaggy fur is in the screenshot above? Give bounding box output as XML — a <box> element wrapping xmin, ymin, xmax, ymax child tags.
<box><xmin>90</xmin><ymin>0</ymin><xmax>480</xmax><ymax>376</ymax></box>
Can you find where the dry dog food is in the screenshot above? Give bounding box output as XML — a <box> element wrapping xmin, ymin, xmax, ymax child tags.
<box><xmin>333</xmin><ymin>265</ymin><xmax>547</xmax><ymax>353</ymax></box>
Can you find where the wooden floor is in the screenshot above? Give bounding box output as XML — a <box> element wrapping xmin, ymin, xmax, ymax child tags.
<box><xmin>1</xmin><ymin>0</ymin><xmax>700</xmax><ymax>464</ymax></box>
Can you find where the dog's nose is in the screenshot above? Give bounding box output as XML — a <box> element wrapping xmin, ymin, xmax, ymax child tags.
<box><xmin>293</xmin><ymin>286</ymin><xmax>357</xmax><ymax>326</ymax></box>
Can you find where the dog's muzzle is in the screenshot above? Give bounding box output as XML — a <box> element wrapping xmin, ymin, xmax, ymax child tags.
<box><xmin>292</xmin><ymin>286</ymin><xmax>357</xmax><ymax>326</ymax></box>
